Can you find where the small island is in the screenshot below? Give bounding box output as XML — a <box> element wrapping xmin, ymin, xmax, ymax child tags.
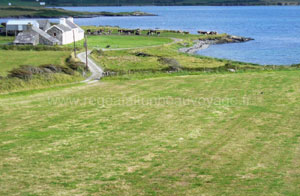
<box><xmin>0</xmin><ymin>6</ymin><xmax>156</xmax><ymax>19</ymax></box>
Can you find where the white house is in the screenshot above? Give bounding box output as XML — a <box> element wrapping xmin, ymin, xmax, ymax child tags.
<box><xmin>46</xmin><ymin>17</ymin><xmax>84</xmax><ymax>45</ymax></box>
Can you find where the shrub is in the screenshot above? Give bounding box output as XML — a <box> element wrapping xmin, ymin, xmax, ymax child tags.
<box><xmin>8</xmin><ymin>64</ymin><xmax>75</xmax><ymax>80</ymax></box>
<box><xmin>158</xmin><ymin>57</ymin><xmax>182</xmax><ymax>71</ymax></box>
<box><xmin>8</xmin><ymin>66</ymin><xmax>34</xmax><ymax>80</ymax></box>
<box><xmin>291</xmin><ymin>64</ymin><xmax>300</xmax><ymax>68</ymax></box>
<box><xmin>91</xmin><ymin>49</ymin><xmax>105</xmax><ymax>56</ymax></box>
<box><xmin>65</xmin><ymin>55</ymin><xmax>87</xmax><ymax>72</ymax></box>
<box><xmin>39</xmin><ymin>64</ymin><xmax>61</xmax><ymax>73</ymax></box>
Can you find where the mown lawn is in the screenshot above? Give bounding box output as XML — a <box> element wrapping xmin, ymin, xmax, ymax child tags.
<box><xmin>0</xmin><ymin>70</ymin><xmax>299</xmax><ymax>195</ymax></box>
<box><xmin>0</xmin><ymin>50</ymin><xmax>71</xmax><ymax>76</ymax></box>
<box><xmin>73</xmin><ymin>35</ymin><xmax>172</xmax><ymax>49</ymax></box>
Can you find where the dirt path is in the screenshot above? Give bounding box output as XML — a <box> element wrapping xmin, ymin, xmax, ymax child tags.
<box><xmin>77</xmin><ymin>51</ymin><xmax>103</xmax><ymax>83</ymax></box>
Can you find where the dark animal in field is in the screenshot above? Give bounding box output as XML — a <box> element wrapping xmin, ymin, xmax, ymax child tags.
<box><xmin>183</xmin><ymin>31</ymin><xmax>190</xmax><ymax>35</ymax></box>
<box><xmin>135</xmin><ymin>30</ymin><xmax>141</xmax><ymax>35</ymax></box>
<box><xmin>122</xmin><ymin>30</ymin><xmax>135</xmax><ymax>35</ymax></box>
<box><xmin>147</xmin><ymin>30</ymin><xmax>158</xmax><ymax>36</ymax></box>
<box><xmin>156</xmin><ymin>32</ymin><xmax>161</xmax><ymax>36</ymax></box>
<box><xmin>209</xmin><ymin>31</ymin><xmax>218</xmax><ymax>35</ymax></box>
<box><xmin>97</xmin><ymin>29</ymin><xmax>103</xmax><ymax>35</ymax></box>
<box><xmin>197</xmin><ymin>31</ymin><xmax>208</xmax><ymax>35</ymax></box>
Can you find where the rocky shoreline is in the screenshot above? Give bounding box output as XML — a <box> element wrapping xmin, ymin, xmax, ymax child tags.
<box><xmin>179</xmin><ymin>35</ymin><xmax>254</xmax><ymax>54</ymax></box>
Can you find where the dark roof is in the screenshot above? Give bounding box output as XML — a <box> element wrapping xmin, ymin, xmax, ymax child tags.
<box><xmin>14</xmin><ymin>31</ymin><xmax>39</xmax><ymax>44</ymax></box>
<box><xmin>56</xmin><ymin>24</ymin><xmax>72</xmax><ymax>32</ymax></box>
<box><xmin>66</xmin><ymin>20</ymin><xmax>77</xmax><ymax>29</ymax></box>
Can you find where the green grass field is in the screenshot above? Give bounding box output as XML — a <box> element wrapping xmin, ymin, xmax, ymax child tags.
<box><xmin>73</xmin><ymin>35</ymin><xmax>172</xmax><ymax>49</ymax></box>
<box><xmin>0</xmin><ymin>70</ymin><xmax>299</xmax><ymax>195</ymax></box>
<box><xmin>0</xmin><ymin>27</ymin><xmax>299</xmax><ymax>195</ymax></box>
<box><xmin>0</xmin><ymin>50</ymin><xmax>71</xmax><ymax>76</ymax></box>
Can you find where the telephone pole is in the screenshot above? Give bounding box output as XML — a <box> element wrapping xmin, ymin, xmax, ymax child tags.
<box><xmin>73</xmin><ymin>30</ymin><xmax>76</xmax><ymax>58</ymax></box>
<box><xmin>84</xmin><ymin>35</ymin><xmax>88</xmax><ymax>70</ymax></box>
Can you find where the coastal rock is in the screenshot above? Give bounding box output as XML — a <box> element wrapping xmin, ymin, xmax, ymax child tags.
<box><xmin>179</xmin><ymin>35</ymin><xmax>254</xmax><ymax>54</ymax></box>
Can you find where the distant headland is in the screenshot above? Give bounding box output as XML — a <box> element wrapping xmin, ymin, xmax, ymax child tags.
<box><xmin>0</xmin><ymin>6</ymin><xmax>156</xmax><ymax>19</ymax></box>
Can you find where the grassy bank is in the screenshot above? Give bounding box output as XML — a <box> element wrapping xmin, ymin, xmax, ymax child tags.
<box><xmin>0</xmin><ymin>6</ymin><xmax>154</xmax><ymax>18</ymax></box>
<box><xmin>0</xmin><ymin>70</ymin><xmax>299</xmax><ymax>195</ymax></box>
<box><xmin>0</xmin><ymin>50</ymin><xmax>71</xmax><ymax>76</ymax></box>
<box><xmin>0</xmin><ymin>46</ymin><xmax>87</xmax><ymax>93</ymax></box>
<box><xmin>0</xmin><ymin>73</ymin><xmax>83</xmax><ymax>94</ymax></box>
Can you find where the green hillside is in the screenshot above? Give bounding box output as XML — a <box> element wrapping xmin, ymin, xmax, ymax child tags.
<box><xmin>1</xmin><ymin>0</ymin><xmax>300</xmax><ymax>6</ymax></box>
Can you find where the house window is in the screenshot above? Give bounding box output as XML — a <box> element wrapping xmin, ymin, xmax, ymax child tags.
<box><xmin>54</xmin><ymin>33</ymin><xmax>57</xmax><ymax>37</ymax></box>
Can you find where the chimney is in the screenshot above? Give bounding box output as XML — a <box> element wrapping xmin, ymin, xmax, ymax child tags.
<box><xmin>59</xmin><ymin>18</ymin><xmax>66</xmax><ymax>25</ymax></box>
<box><xmin>27</xmin><ymin>23</ymin><xmax>33</xmax><ymax>31</ymax></box>
<box><xmin>67</xmin><ymin>17</ymin><xmax>74</xmax><ymax>23</ymax></box>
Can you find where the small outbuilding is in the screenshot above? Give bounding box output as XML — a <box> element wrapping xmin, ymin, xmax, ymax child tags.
<box><xmin>14</xmin><ymin>24</ymin><xmax>60</xmax><ymax>46</ymax></box>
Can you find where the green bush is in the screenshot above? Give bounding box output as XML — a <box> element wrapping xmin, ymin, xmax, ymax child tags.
<box><xmin>158</xmin><ymin>57</ymin><xmax>182</xmax><ymax>71</ymax></box>
<box><xmin>291</xmin><ymin>64</ymin><xmax>300</xmax><ymax>68</ymax></box>
<box><xmin>65</xmin><ymin>55</ymin><xmax>87</xmax><ymax>73</ymax></box>
<box><xmin>91</xmin><ymin>49</ymin><xmax>105</xmax><ymax>56</ymax></box>
<box><xmin>8</xmin><ymin>65</ymin><xmax>36</xmax><ymax>80</ymax></box>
